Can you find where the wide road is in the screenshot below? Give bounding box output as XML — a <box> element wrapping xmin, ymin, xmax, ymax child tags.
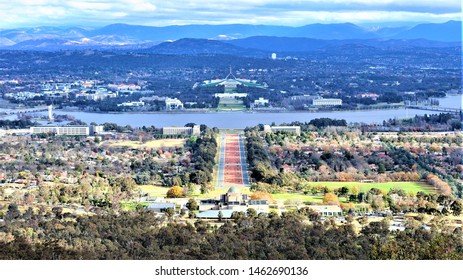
<box><xmin>217</xmin><ymin>133</ymin><xmax>250</xmax><ymax>188</ymax></box>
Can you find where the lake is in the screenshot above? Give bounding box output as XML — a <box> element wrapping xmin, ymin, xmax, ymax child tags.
<box><xmin>45</xmin><ymin>108</ymin><xmax>447</xmax><ymax>128</ymax></box>
<box><xmin>2</xmin><ymin>95</ymin><xmax>460</xmax><ymax>129</ymax></box>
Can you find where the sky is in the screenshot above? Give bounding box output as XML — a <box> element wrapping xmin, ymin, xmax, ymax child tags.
<box><xmin>0</xmin><ymin>0</ymin><xmax>461</xmax><ymax>28</ymax></box>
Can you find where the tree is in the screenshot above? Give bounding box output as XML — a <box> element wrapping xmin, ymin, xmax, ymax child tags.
<box><xmin>5</xmin><ymin>203</ymin><xmax>21</xmax><ymax>220</ymax></box>
<box><xmin>339</xmin><ymin>186</ymin><xmax>349</xmax><ymax>196</ymax></box>
<box><xmin>165</xmin><ymin>207</ymin><xmax>175</xmax><ymax>218</ymax></box>
<box><xmin>218</xmin><ymin>210</ymin><xmax>223</xmax><ymax>222</ymax></box>
<box><xmin>298</xmin><ymin>207</ymin><xmax>320</xmax><ymax>222</ymax></box>
<box><xmin>250</xmin><ymin>191</ymin><xmax>274</xmax><ymax>203</ymax></box>
<box><xmin>451</xmin><ymin>200</ymin><xmax>462</xmax><ymax>216</ymax></box>
<box><xmin>323</xmin><ymin>193</ymin><xmax>340</xmax><ymax>205</ymax></box>
<box><xmin>166</xmin><ymin>186</ymin><xmax>184</xmax><ymax>198</ymax></box>
<box><xmin>186</xmin><ymin>198</ymin><xmax>198</xmax><ymax>211</ymax></box>
<box><xmin>52</xmin><ymin>206</ymin><xmax>63</xmax><ymax>219</ymax></box>
<box><xmin>247</xmin><ymin>208</ymin><xmax>257</xmax><ymax>218</ymax></box>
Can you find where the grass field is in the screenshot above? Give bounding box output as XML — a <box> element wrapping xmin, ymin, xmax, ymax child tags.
<box><xmin>270</xmin><ymin>182</ymin><xmax>434</xmax><ymax>205</ymax></box>
<box><xmin>121</xmin><ymin>202</ymin><xmax>150</xmax><ymax>210</ymax></box>
<box><xmin>138</xmin><ymin>184</ymin><xmax>252</xmax><ymax>199</ymax></box>
<box><xmin>136</xmin><ymin>182</ymin><xmax>434</xmax><ymax>206</ymax></box>
<box><xmin>139</xmin><ymin>185</ymin><xmax>171</xmax><ymax>196</ymax></box>
<box><xmin>108</xmin><ymin>139</ymin><xmax>186</xmax><ymax>149</ymax></box>
<box><xmin>308</xmin><ymin>181</ymin><xmax>435</xmax><ymax>194</ymax></box>
<box><xmin>271</xmin><ymin>193</ymin><xmax>351</xmax><ymax>203</ymax></box>
<box><xmin>217</xmin><ymin>97</ymin><xmax>246</xmax><ymax>111</ymax></box>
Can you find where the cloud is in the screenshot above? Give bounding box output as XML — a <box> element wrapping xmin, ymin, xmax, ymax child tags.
<box><xmin>67</xmin><ymin>2</ymin><xmax>114</xmax><ymax>10</ymax></box>
<box><xmin>0</xmin><ymin>0</ymin><xmax>461</xmax><ymax>28</ymax></box>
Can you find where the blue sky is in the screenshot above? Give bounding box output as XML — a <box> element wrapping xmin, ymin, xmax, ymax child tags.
<box><xmin>0</xmin><ymin>0</ymin><xmax>461</xmax><ymax>28</ymax></box>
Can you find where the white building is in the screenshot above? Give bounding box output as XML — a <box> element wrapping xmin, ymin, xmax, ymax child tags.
<box><xmin>162</xmin><ymin>125</ymin><xmax>200</xmax><ymax>136</ymax></box>
<box><xmin>85</xmin><ymin>89</ymin><xmax>117</xmax><ymax>101</ymax></box>
<box><xmin>307</xmin><ymin>205</ymin><xmax>343</xmax><ymax>217</ymax></box>
<box><xmin>117</xmin><ymin>101</ymin><xmax>145</xmax><ymax>107</ymax></box>
<box><xmin>214</xmin><ymin>93</ymin><xmax>248</xmax><ymax>98</ymax></box>
<box><xmin>30</xmin><ymin>125</ymin><xmax>104</xmax><ymax>136</ymax></box>
<box><xmin>253</xmin><ymin>97</ymin><xmax>269</xmax><ymax>107</ymax></box>
<box><xmin>165</xmin><ymin>98</ymin><xmax>184</xmax><ymax>110</ymax></box>
<box><xmin>312</xmin><ymin>98</ymin><xmax>342</xmax><ymax>106</ymax></box>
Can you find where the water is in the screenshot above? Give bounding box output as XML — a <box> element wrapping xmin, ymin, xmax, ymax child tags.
<box><xmin>2</xmin><ymin>95</ymin><xmax>460</xmax><ymax>129</ymax></box>
<box><xmin>437</xmin><ymin>94</ymin><xmax>462</xmax><ymax>109</ymax></box>
<box><xmin>43</xmin><ymin>108</ymin><xmax>445</xmax><ymax>128</ymax></box>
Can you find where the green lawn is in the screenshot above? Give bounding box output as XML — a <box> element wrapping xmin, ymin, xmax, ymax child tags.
<box><xmin>217</xmin><ymin>104</ymin><xmax>246</xmax><ymax>111</ymax></box>
<box><xmin>270</xmin><ymin>181</ymin><xmax>434</xmax><ymax>206</ymax></box>
<box><xmin>308</xmin><ymin>181</ymin><xmax>435</xmax><ymax>194</ymax></box>
<box><xmin>121</xmin><ymin>202</ymin><xmax>150</xmax><ymax>211</ymax></box>
<box><xmin>272</xmin><ymin>193</ymin><xmax>350</xmax><ymax>204</ymax></box>
<box><xmin>217</xmin><ymin>97</ymin><xmax>246</xmax><ymax>111</ymax></box>
<box><xmin>136</xmin><ymin>182</ymin><xmax>434</xmax><ymax>207</ymax></box>
<box><xmin>139</xmin><ymin>185</ymin><xmax>170</xmax><ymax>196</ymax></box>
<box><xmin>272</xmin><ymin>193</ymin><xmax>323</xmax><ymax>203</ymax></box>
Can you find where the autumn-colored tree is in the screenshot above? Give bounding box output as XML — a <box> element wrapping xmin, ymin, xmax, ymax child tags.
<box><xmin>337</xmin><ymin>172</ymin><xmax>352</xmax><ymax>182</ymax></box>
<box><xmin>351</xmin><ymin>186</ymin><xmax>359</xmax><ymax>196</ymax></box>
<box><xmin>340</xmin><ymin>202</ymin><xmax>354</xmax><ymax>210</ymax></box>
<box><xmin>166</xmin><ymin>186</ymin><xmax>184</xmax><ymax>198</ymax></box>
<box><xmin>250</xmin><ymin>191</ymin><xmax>274</xmax><ymax>203</ymax></box>
<box><xmin>323</xmin><ymin>192</ymin><xmax>340</xmax><ymax>205</ymax></box>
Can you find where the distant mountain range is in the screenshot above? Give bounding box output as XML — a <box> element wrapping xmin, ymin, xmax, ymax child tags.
<box><xmin>141</xmin><ymin>37</ymin><xmax>460</xmax><ymax>58</ymax></box>
<box><xmin>0</xmin><ymin>21</ymin><xmax>460</xmax><ymax>51</ymax></box>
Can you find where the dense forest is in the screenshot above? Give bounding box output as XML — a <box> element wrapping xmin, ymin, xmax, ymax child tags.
<box><xmin>0</xmin><ymin>210</ymin><xmax>462</xmax><ymax>260</ymax></box>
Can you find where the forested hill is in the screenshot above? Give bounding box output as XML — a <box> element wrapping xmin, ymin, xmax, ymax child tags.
<box><xmin>1</xmin><ymin>211</ymin><xmax>462</xmax><ymax>260</ymax></box>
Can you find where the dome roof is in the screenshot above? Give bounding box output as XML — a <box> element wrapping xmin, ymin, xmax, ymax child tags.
<box><xmin>227</xmin><ymin>187</ymin><xmax>240</xmax><ymax>193</ymax></box>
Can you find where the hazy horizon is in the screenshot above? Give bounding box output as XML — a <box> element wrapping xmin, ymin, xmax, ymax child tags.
<box><xmin>0</xmin><ymin>0</ymin><xmax>461</xmax><ymax>29</ymax></box>
<box><xmin>1</xmin><ymin>20</ymin><xmax>461</xmax><ymax>31</ymax></box>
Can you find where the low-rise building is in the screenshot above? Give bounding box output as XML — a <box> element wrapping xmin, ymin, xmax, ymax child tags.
<box><xmin>145</xmin><ymin>203</ymin><xmax>176</xmax><ymax>213</ymax></box>
<box><xmin>165</xmin><ymin>98</ymin><xmax>184</xmax><ymax>110</ymax></box>
<box><xmin>117</xmin><ymin>101</ymin><xmax>145</xmax><ymax>107</ymax></box>
<box><xmin>30</xmin><ymin>125</ymin><xmax>104</xmax><ymax>136</ymax></box>
<box><xmin>312</xmin><ymin>98</ymin><xmax>342</xmax><ymax>106</ymax></box>
<box><xmin>308</xmin><ymin>205</ymin><xmax>343</xmax><ymax>217</ymax></box>
<box><xmin>356</xmin><ymin>93</ymin><xmax>379</xmax><ymax>100</ymax></box>
<box><xmin>162</xmin><ymin>125</ymin><xmax>200</xmax><ymax>136</ymax></box>
<box><xmin>264</xmin><ymin>125</ymin><xmax>301</xmax><ymax>136</ymax></box>
<box><xmin>198</xmin><ymin>187</ymin><xmax>269</xmax><ymax>214</ymax></box>
<box><xmin>253</xmin><ymin>97</ymin><xmax>269</xmax><ymax>107</ymax></box>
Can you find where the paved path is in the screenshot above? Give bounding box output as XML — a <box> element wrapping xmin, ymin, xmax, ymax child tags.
<box><xmin>217</xmin><ymin>133</ymin><xmax>250</xmax><ymax>187</ymax></box>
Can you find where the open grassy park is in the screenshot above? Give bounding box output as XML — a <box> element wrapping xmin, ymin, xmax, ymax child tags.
<box><xmin>308</xmin><ymin>181</ymin><xmax>435</xmax><ymax>194</ymax></box>
<box><xmin>107</xmin><ymin>139</ymin><xmax>186</xmax><ymax>149</ymax></box>
<box><xmin>136</xmin><ymin>181</ymin><xmax>434</xmax><ymax>205</ymax></box>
